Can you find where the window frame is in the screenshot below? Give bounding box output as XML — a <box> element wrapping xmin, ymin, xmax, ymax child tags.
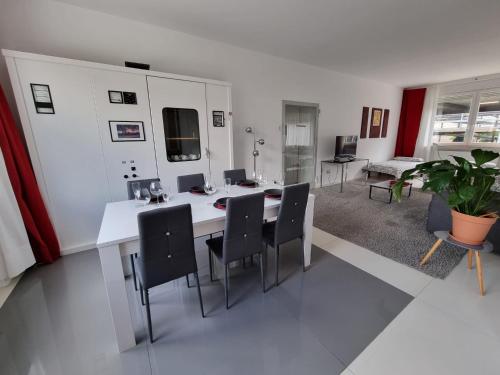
<box><xmin>432</xmin><ymin>88</ymin><xmax>500</xmax><ymax>148</ymax></box>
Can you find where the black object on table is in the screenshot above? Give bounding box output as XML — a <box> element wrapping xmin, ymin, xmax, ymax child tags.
<box><xmin>320</xmin><ymin>158</ymin><xmax>369</xmax><ymax>192</ymax></box>
<box><xmin>369</xmin><ymin>180</ymin><xmax>412</xmax><ymax>204</ymax></box>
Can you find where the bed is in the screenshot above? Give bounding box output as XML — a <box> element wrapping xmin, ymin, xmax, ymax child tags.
<box><xmin>363</xmin><ymin>157</ymin><xmax>424</xmax><ymax>178</ymax></box>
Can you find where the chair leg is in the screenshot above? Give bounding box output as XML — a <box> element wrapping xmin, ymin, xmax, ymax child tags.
<box><xmin>145</xmin><ymin>289</ymin><xmax>153</xmax><ymax>343</ymax></box>
<box><xmin>260</xmin><ymin>252</ymin><xmax>266</xmax><ymax>293</ymax></box>
<box><xmin>224</xmin><ymin>264</ymin><xmax>229</xmax><ymax>309</ymax></box>
<box><xmin>139</xmin><ymin>282</ymin><xmax>145</xmax><ymax>306</ymax></box>
<box><xmin>300</xmin><ymin>236</ymin><xmax>306</xmax><ymax>272</ymax></box>
<box><xmin>194</xmin><ymin>272</ymin><xmax>205</xmax><ymax>317</ymax></box>
<box><xmin>130</xmin><ymin>254</ymin><xmax>138</xmax><ymax>291</ymax></box>
<box><xmin>275</xmin><ymin>245</ymin><xmax>280</xmax><ymax>287</ymax></box>
<box><xmin>467</xmin><ymin>249</ymin><xmax>473</xmax><ymax>270</ymax></box>
<box><xmin>208</xmin><ymin>249</ymin><xmax>215</xmax><ymax>282</ymax></box>
<box><xmin>186</xmin><ymin>274</ymin><xmax>191</xmax><ymax>288</ymax></box>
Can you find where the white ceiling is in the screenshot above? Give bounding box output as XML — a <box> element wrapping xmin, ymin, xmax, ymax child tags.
<box><xmin>56</xmin><ymin>0</ymin><xmax>500</xmax><ymax>87</ymax></box>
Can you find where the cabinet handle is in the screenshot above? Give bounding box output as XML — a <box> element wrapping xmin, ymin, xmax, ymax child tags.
<box><xmin>205</xmin><ymin>147</ymin><xmax>210</xmax><ymax>158</ymax></box>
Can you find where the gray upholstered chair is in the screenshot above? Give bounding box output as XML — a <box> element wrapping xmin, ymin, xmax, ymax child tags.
<box><xmin>126</xmin><ymin>178</ymin><xmax>161</xmax><ymax>291</ymax></box>
<box><xmin>136</xmin><ymin>204</ymin><xmax>204</xmax><ymax>343</ymax></box>
<box><xmin>177</xmin><ymin>173</ymin><xmax>205</xmax><ymax>193</ymax></box>
<box><xmin>206</xmin><ymin>192</ymin><xmax>266</xmax><ymax>309</ymax></box>
<box><xmin>223</xmin><ymin>169</ymin><xmax>247</xmax><ymax>184</ymax></box>
<box><xmin>262</xmin><ymin>183</ymin><xmax>310</xmax><ymax>287</ymax></box>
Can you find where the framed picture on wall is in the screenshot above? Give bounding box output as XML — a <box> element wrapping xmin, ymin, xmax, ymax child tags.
<box><xmin>109</xmin><ymin>121</ymin><xmax>145</xmax><ymax>142</ymax></box>
<box><xmin>369</xmin><ymin>108</ymin><xmax>383</xmax><ymax>138</ymax></box>
<box><xmin>212</xmin><ymin>111</ymin><xmax>225</xmax><ymax>127</ymax></box>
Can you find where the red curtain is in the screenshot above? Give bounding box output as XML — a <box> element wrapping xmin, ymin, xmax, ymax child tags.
<box><xmin>0</xmin><ymin>85</ymin><xmax>60</xmax><ymax>263</ymax></box>
<box><xmin>394</xmin><ymin>88</ymin><xmax>427</xmax><ymax>157</ymax></box>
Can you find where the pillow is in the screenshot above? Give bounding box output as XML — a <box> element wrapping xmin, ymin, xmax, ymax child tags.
<box><xmin>393</xmin><ymin>156</ymin><xmax>424</xmax><ymax>162</ymax></box>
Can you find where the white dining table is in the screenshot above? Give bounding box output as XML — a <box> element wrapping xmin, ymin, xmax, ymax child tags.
<box><xmin>96</xmin><ymin>185</ymin><xmax>315</xmax><ymax>352</ymax></box>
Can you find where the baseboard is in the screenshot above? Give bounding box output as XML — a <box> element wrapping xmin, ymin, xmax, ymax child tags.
<box><xmin>60</xmin><ymin>242</ymin><xmax>96</xmax><ymax>256</ymax></box>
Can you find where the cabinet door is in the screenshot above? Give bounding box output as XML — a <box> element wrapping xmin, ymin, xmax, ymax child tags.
<box><xmin>14</xmin><ymin>59</ymin><xmax>109</xmax><ymax>251</ymax></box>
<box><xmin>92</xmin><ymin>70</ymin><xmax>158</xmax><ymax>201</ymax></box>
<box><xmin>206</xmin><ymin>84</ymin><xmax>233</xmax><ymax>186</ymax></box>
<box><xmin>147</xmin><ymin>76</ymin><xmax>209</xmax><ymax>190</ymax></box>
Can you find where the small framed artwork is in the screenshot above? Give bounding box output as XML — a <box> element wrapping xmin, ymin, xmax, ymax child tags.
<box><xmin>109</xmin><ymin>121</ymin><xmax>145</xmax><ymax>142</ymax></box>
<box><xmin>212</xmin><ymin>111</ymin><xmax>225</xmax><ymax>127</ymax></box>
<box><xmin>369</xmin><ymin>108</ymin><xmax>383</xmax><ymax>138</ymax></box>
<box><xmin>108</xmin><ymin>90</ymin><xmax>123</xmax><ymax>104</ymax></box>
<box><xmin>30</xmin><ymin>83</ymin><xmax>55</xmax><ymax>114</ymax></box>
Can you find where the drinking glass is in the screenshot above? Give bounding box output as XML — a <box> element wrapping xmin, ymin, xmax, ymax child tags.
<box><xmin>162</xmin><ymin>185</ymin><xmax>172</xmax><ymax>202</ymax></box>
<box><xmin>260</xmin><ymin>174</ymin><xmax>268</xmax><ymax>186</ymax></box>
<box><xmin>150</xmin><ymin>181</ymin><xmax>163</xmax><ymax>206</ymax></box>
<box><xmin>131</xmin><ymin>182</ymin><xmax>141</xmax><ymax>203</ymax></box>
<box><xmin>204</xmin><ymin>177</ymin><xmax>216</xmax><ymax>196</ymax></box>
<box><xmin>224</xmin><ymin>178</ymin><xmax>231</xmax><ymax>193</ymax></box>
<box><xmin>139</xmin><ymin>188</ymin><xmax>151</xmax><ymax>206</ymax></box>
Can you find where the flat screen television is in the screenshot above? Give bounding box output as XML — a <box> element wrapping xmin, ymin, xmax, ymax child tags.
<box><xmin>335</xmin><ymin>135</ymin><xmax>358</xmax><ymax>157</ymax></box>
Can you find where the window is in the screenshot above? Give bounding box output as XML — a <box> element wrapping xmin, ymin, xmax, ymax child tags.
<box><xmin>433</xmin><ymin>94</ymin><xmax>473</xmax><ymax>143</ymax></box>
<box><xmin>473</xmin><ymin>90</ymin><xmax>500</xmax><ymax>144</ymax></box>
<box><xmin>432</xmin><ymin>88</ymin><xmax>500</xmax><ymax>146</ymax></box>
<box><xmin>162</xmin><ymin>108</ymin><xmax>201</xmax><ymax>162</ymax></box>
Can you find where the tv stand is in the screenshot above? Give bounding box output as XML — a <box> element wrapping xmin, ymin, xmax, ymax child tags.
<box><xmin>320</xmin><ymin>157</ymin><xmax>370</xmax><ymax>192</ymax></box>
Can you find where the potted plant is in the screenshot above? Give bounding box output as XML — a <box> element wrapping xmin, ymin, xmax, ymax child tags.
<box><xmin>393</xmin><ymin>149</ymin><xmax>500</xmax><ymax>245</ymax></box>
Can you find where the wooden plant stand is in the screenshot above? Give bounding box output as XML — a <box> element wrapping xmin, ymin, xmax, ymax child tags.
<box><xmin>421</xmin><ymin>231</ymin><xmax>493</xmax><ymax>296</ymax></box>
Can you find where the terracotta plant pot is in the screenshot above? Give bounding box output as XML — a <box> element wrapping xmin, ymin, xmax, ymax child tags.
<box><xmin>450</xmin><ymin>210</ymin><xmax>497</xmax><ymax>245</ymax></box>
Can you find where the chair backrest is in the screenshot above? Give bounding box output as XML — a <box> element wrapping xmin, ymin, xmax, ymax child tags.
<box><xmin>223</xmin><ymin>169</ymin><xmax>246</xmax><ymax>185</ymax></box>
<box><xmin>137</xmin><ymin>204</ymin><xmax>197</xmax><ymax>289</ymax></box>
<box><xmin>126</xmin><ymin>178</ymin><xmax>160</xmax><ymax>199</ymax></box>
<box><xmin>274</xmin><ymin>183</ymin><xmax>310</xmax><ymax>246</ymax></box>
<box><xmin>177</xmin><ymin>173</ymin><xmax>205</xmax><ymax>193</ymax></box>
<box><xmin>223</xmin><ymin>192</ymin><xmax>265</xmax><ymax>264</ymax></box>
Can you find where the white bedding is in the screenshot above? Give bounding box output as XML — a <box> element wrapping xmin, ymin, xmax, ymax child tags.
<box><xmin>364</xmin><ymin>157</ymin><xmax>423</xmax><ymax>178</ymax></box>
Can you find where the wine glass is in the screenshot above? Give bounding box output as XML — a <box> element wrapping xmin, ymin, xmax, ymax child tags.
<box><xmin>150</xmin><ymin>181</ymin><xmax>163</xmax><ymax>206</ymax></box>
<box><xmin>224</xmin><ymin>178</ymin><xmax>231</xmax><ymax>194</ymax></box>
<box><xmin>138</xmin><ymin>188</ymin><xmax>151</xmax><ymax>206</ymax></box>
<box><xmin>131</xmin><ymin>182</ymin><xmax>141</xmax><ymax>204</ymax></box>
<box><xmin>204</xmin><ymin>177</ymin><xmax>216</xmax><ymax>196</ymax></box>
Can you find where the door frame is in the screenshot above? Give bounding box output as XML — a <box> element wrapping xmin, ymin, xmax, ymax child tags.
<box><xmin>281</xmin><ymin>100</ymin><xmax>320</xmax><ymax>185</ymax></box>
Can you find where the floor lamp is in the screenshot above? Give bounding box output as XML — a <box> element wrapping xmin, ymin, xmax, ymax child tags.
<box><xmin>245</xmin><ymin>127</ymin><xmax>264</xmax><ymax>179</ymax></box>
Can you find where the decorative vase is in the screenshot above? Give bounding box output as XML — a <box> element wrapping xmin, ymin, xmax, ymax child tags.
<box><xmin>450</xmin><ymin>210</ymin><xmax>496</xmax><ymax>245</ymax></box>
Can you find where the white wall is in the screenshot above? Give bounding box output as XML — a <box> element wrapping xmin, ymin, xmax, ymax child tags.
<box><xmin>0</xmin><ymin>0</ymin><xmax>402</xmax><ymax>186</ymax></box>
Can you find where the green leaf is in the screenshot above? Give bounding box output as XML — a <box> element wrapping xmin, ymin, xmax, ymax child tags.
<box><xmin>447</xmin><ymin>192</ymin><xmax>464</xmax><ymax>208</ymax></box>
<box><xmin>471</xmin><ymin>149</ymin><xmax>499</xmax><ymax>166</ymax></box>
<box><xmin>457</xmin><ymin>185</ymin><xmax>476</xmax><ymax>201</ymax></box>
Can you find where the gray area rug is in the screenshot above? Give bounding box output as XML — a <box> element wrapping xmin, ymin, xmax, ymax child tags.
<box><xmin>313</xmin><ymin>182</ymin><xmax>465</xmax><ymax>279</ymax></box>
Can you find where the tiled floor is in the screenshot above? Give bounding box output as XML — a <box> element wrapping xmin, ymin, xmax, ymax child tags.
<box><xmin>311</xmin><ymin>228</ymin><xmax>500</xmax><ymax>375</ymax></box>
<box><xmin>0</xmin><ymin>237</ymin><xmax>411</xmax><ymax>375</ymax></box>
<box><xmin>2</xmin><ymin>225</ymin><xmax>500</xmax><ymax>375</ymax></box>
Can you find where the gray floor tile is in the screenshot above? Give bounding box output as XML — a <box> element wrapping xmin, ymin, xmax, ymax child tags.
<box><xmin>0</xmin><ymin>239</ymin><xmax>411</xmax><ymax>375</ymax></box>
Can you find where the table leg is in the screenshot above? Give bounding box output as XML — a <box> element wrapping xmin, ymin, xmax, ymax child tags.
<box><xmin>420</xmin><ymin>238</ymin><xmax>443</xmax><ymax>266</ymax></box>
<box><xmin>302</xmin><ymin>194</ymin><xmax>315</xmax><ymax>270</ymax></box>
<box><xmin>475</xmin><ymin>251</ymin><xmax>485</xmax><ymax>296</ymax></box>
<box><xmin>340</xmin><ymin>164</ymin><xmax>344</xmax><ymax>193</ymax></box>
<box><xmin>467</xmin><ymin>249</ymin><xmax>473</xmax><ymax>270</ymax></box>
<box><xmin>369</xmin><ymin>185</ymin><xmax>373</xmax><ymax>200</ymax></box>
<box><xmin>99</xmin><ymin>244</ymin><xmax>136</xmax><ymax>352</ymax></box>
<box><xmin>408</xmin><ymin>184</ymin><xmax>413</xmax><ymax>198</ymax></box>
<box><xmin>320</xmin><ymin>162</ymin><xmax>323</xmax><ymax>188</ymax></box>
<box><xmin>389</xmin><ymin>190</ymin><xmax>393</xmax><ymax>204</ymax></box>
